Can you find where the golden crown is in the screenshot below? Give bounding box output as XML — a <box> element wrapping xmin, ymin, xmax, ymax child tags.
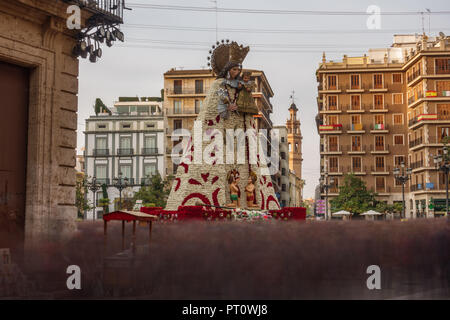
<box><xmin>207</xmin><ymin>40</ymin><xmax>250</xmax><ymax>76</ymax></box>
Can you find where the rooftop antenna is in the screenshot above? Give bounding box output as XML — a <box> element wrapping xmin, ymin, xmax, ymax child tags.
<box><xmin>426</xmin><ymin>8</ymin><xmax>431</xmax><ymax>36</ymax></box>
<box><xmin>420</xmin><ymin>11</ymin><xmax>425</xmax><ymax>34</ymax></box>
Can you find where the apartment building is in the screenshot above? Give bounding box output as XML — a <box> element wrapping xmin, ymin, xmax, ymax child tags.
<box><xmin>163</xmin><ymin>68</ymin><xmax>276</xmax><ymax>175</ymax></box>
<box><xmin>84</xmin><ymin>98</ymin><xmax>165</xmax><ymax>219</ymax></box>
<box><xmin>316</xmin><ymin>33</ymin><xmax>450</xmax><ymax>218</ymax></box>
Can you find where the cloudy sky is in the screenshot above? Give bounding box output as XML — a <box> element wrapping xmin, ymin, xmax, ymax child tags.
<box><xmin>77</xmin><ymin>0</ymin><xmax>450</xmax><ymax>199</ymax></box>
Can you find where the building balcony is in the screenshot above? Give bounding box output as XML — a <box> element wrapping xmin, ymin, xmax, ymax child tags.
<box><xmin>347</xmin><ymin>165</ymin><xmax>367</xmax><ymax>175</ymax></box>
<box><xmin>96</xmin><ymin>178</ymin><xmax>110</xmax><ymax>185</ymax></box>
<box><xmin>369</xmin><ymin>85</ymin><xmax>388</xmax><ymax>93</ymax></box>
<box><xmin>117</xmin><ymin>148</ymin><xmax>134</xmax><ymax>156</ymax></box>
<box><xmin>369</xmin><ymin>105</ymin><xmax>389</xmax><ymax>113</ymax></box>
<box><xmin>318</xmin><ymin>85</ymin><xmax>342</xmax><ymax>93</ymax></box>
<box><xmin>319</xmin><ymin>124</ymin><xmax>342</xmax><ymax>134</ymax></box>
<box><xmin>93</xmin><ymin>149</ymin><xmax>109</xmax><ymax>157</ymax></box>
<box><xmin>142</xmin><ymin>148</ymin><xmax>159</xmax><ymax>155</ymax></box>
<box><xmin>319</xmin><ymin>106</ymin><xmax>342</xmax><ymax>114</ymax></box>
<box><xmin>64</xmin><ymin>0</ymin><xmax>125</xmax><ymax>24</ymax></box>
<box><xmin>320</xmin><ymin>145</ymin><xmax>342</xmax><ymax>155</ymax></box>
<box><xmin>328</xmin><ymin>166</ymin><xmax>344</xmax><ymax>175</ymax></box>
<box><xmin>346</xmin><ymin>124</ymin><xmax>365</xmax><ymax>133</ymax></box>
<box><xmin>407</xmin><ymin>71</ymin><xmax>422</xmax><ymax>85</ymax></box>
<box><xmin>344</xmin><ymin>104</ymin><xmax>368</xmax><ymax>113</ymax></box>
<box><xmin>166</xmin><ymin>108</ymin><xmax>198</xmax><ymax>117</ymax></box>
<box><xmin>370</xmin><ymin>124</ymin><xmax>389</xmax><ymax>133</ymax></box>
<box><xmin>167</xmin><ymin>87</ymin><xmax>209</xmax><ymax>97</ymax></box>
<box><xmin>410</xmin><ymin>160</ymin><xmax>425</xmax><ymax>170</ymax></box>
<box><xmin>409</xmin><ymin>113</ymin><xmax>450</xmax><ymax>129</ymax></box>
<box><xmin>342</xmin><ymin>84</ymin><xmax>365</xmax><ymax>93</ymax></box>
<box><xmin>370</xmin><ymin>144</ymin><xmax>390</xmax><ymax>154</ymax></box>
<box><xmin>346</xmin><ymin>145</ymin><xmax>367</xmax><ymax>154</ymax></box>
<box><xmin>370</xmin><ymin>165</ymin><xmax>391</xmax><ymax>175</ymax></box>
<box><xmin>409</xmin><ymin>137</ymin><xmax>423</xmax><ymax>148</ymax></box>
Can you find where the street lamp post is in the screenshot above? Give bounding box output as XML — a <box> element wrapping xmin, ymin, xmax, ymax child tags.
<box><xmin>433</xmin><ymin>146</ymin><xmax>450</xmax><ymax>217</ymax></box>
<box><xmin>86</xmin><ymin>176</ymin><xmax>101</xmax><ymax>221</ymax></box>
<box><xmin>393</xmin><ymin>162</ymin><xmax>412</xmax><ymax>219</ymax></box>
<box><xmin>320</xmin><ymin>173</ymin><xmax>334</xmax><ymax>220</ymax></box>
<box><xmin>113</xmin><ymin>172</ymin><xmax>129</xmax><ymax>210</ymax></box>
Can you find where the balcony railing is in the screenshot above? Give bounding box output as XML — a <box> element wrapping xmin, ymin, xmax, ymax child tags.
<box><xmin>168</xmin><ymin>88</ymin><xmax>209</xmax><ymax>95</ymax></box>
<box><xmin>370</xmin><ymin>144</ymin><xmax>390</xmax><ymax>152</ymax></box>
<box><xmin>410</xmin><ymin>160</ymin><xmax>424</xmax><ymax>169</ymax></box>
<box><xmin>166</xmin><ymin>108</ymin><xmax>198</xmax><ymax>116</ymax></box>
<box><xmin>411</xmin><ymin>184</ymin><xmax>424</xmax><ymax>192</ymax></box>
<box><xmin>93</xmin><ymin>149</ymin><xmax>109</xmax><ymax>156</ymax></box>
<box><xmin>347</xmin><ymin>145</ymin><xmax>367</xmax><ymax>152</ymax></box>
<box><xmin>371</xmin><ymin>165</ymin><xmax>391</xmax><ymax>173</ymax></box>
<box><xmin>409</xmin><ymin>137</ymin><xmax>423</xmax><ymax>148</ymax></box>
<box><xmin>347</xmin><ymin>124</ymin><xmax>364</xmax><ymax>131</ymax></box>
<box><xmin>407</xmin><ymin>71</ymin><xmax>421</xmax><ymax>83</ymax></box>
<box><xmin>142</xmin><ymin>148</ymin><xmax>158</xmax><ymax>155</ymax></box>
<box><xmin>96</xmin><ymin>178</ymin><xmax>110</xmax><ymax>185</ymax></box>
<box><xmin>407</xmin><ymin>92</ymin><xmax>424</xmax><ymax>105</ymax></box>
<box><xmin>347</xmin><ymin>165</ymin><xmax>367</xmax><ymax>173</ymax></box>
<box><xmin>370</xmin><ymin>124</ymin><xmax>389</xmax><ymax>131</ymax></box>
<box><xmin>328</xmin><ymin>166</ymin><xmax>343</xmax><ymax>173</ymax></box>
<box><xmin>117</xmin><ymin>148</ymin><xmax>134</xmax><ymax>156</ymax></box>
<box><xmin>65</xmin><ymin>0</ymin><xmax>125</xmax><ymax>24</ymax></box>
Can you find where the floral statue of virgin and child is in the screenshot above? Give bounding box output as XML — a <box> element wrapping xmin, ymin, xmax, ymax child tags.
<box><xmin>165</xmin><ymin>40</ymin><xmax>280</xmax><ymax>211</ymax></box>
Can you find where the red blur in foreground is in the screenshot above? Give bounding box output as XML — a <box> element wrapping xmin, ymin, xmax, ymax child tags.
<box><xmin>139</xmin><ymin>206</ymin><xmax>306</xmax><ymax>222</ymax></box>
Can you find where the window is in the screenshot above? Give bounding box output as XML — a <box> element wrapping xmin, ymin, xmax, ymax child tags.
<box><xmin>350</xmin><ymin>74</ymin><xmax>360</xmax><ymax>89</ymax></box>
<box><xmin>375</xmin><ymin>136</ymin><xmax>385</xmax><ymax>150</ymax></box>
<box><xmin>95</xmin><ymin>165</ymin><xmax>107</xmax><ymax>179</ymax></box>
<box><xmin>328</xmin><ymin>136</ymin><xmax>338</xmax><ymax>152</ymax></box>
<box><xmin>327</xmin><ymin>75</ymin><xmax>337</xmax><ymax>90</ymax></box>
<box><xmin>195</xmin><ymin>80</ymin><xmax>204</xmax><ymax>94</ymax></box>
<box><xmin>393</xmin><ymin>93</ymin><xmax>403</xmax><ymax>104</ymax></box>
<box><xmin>281</xmin><ymin>152</ymin><xmax>286</xmax><ymax>160</ymax></box>
<box><xmin>352</xmin><ymin>157</ymin><xmax>361</xmax><ymax>171</ymax></box>
<box><xmin>392</xmin><ymin>73</ymin><xmax>402</xmax><ymax>83</ymax></box>
<box><xmin>144</xmin><ymin>136</ymin><xmax>157</xmax><ymax>150</ymax></box>
<box><xmin>173</xmin><ymin>100</ymin><xmax>182</xmax><ymax>114</ymax></box>
<box><xmin>119</xmin><ymin>165</ymin><xmax>132</xmax><ymax>179</ymax></box>
<box><xmin>97</xmin><ymin>124</ymin><xmax>106</xmax><ymax>129</ymax></box>
<box><xmin>143</xmin><ymin>163</ymin><xmax>157</xmax><ymax>178</ymax></box>
<box><xmin>195</xmin><ymin>100</ymin><xmax>203</xmax><ymax>113</ymax></box>
<box><xmin>438</xmin><ymin>127</ymin><xmax>450</xmax><ymax>142</ymax></box>
<box><xmin>328</xmin><ymin>95</ymin><xmax>337</xmax><ymax>110</ymax></box>
<box><xmin>173</xmin><ymin>163</ymin><xmax>179</xmax><ymax>174</ymax></box>
<box><xmin>281</xmin><ymin>168</ymin><xmax>286</xmax><ymax>176</ymax></box>
<box><xmin>374</xmin><ymin>114</ymin><xmax>384</xmax><ymax>125</ymax></box>
<box><xmin>373</xmin><ymin>74</ymin><xmax>383</xmax><ymax>89</ymax></box>
<box><xmin>375</xmin><ymin>157</ymin><xmax>385</xmax><ymax>170</ymax></box>
<box><xmin>436</xmin><ymin>81</ymin><xmax>450</xmax><ymax>97</ymax></box>
<box><xmin>295</xmin><ymin>143</ymin><xmax>299</xmax><ymax>152</ymax></box>
<box><xmin>437</xmin><ymin>104</ymin><xmax>450</xmax><ymax>120</ymax></box>
<box><xmin>328</xmin><ymin>115</ymin><xmax>338</xmax><ymax>125</ymax></box>
<box><xmin>122</xmin><ymin>124</ymin><xmax>131</xmax><ymax>129</ymax></box>
<box><xmin>435</xmin><ymin>58</ymin><xmax>450</xmax><ymax>74</ymax></box>
<box><xmin>282</xmin><ymin>184</ymin><xmax>286</xmax><ymax>192</ymax></box>
<box><xmin>394</xmin><ymin>135</ymin><xmax>404</xmax><ymax>145</ymax></box>
<box><xmin>174</xmin><ymin>80</ymin><xmax>182</xmax><ymax>94</ymax></box>
<box><xmin>393</xmin><ymin>114</ymin><xmax>403</xmax><ymax>125</ymax></box>
<box><xmin>351</xmin><ymin>95</ymin><xmax>360</xmax><ymax>110</ymax></box>
<box><xmin>351</xmin><ymin>135</ymin><xmax>361</xmax><ymax>151</ymax></box>
<box><xmin>330</xmin><ymin>178</ymin><xmax>338</xmax><ymax>192</ymax></box>
<box><xmin>376</xmin><ymin>177</ymin><xmax>385</xmax><ymax>191</ymax></box>
<box><xmin>96</xmin><ymin>136</ymin><xmax>107</xmax><ymax>150</ymax></box>
<box><xmin>394</xmin><ymin>156</ymin><xmax>405</xmax><ymax>167</ymax></box>
<box><xmin>374</xmin><ymin>94</ymin><xmax>384</xmax><ymax>109</ymax></box>
<box><xmin>329</xmin><ymin>157</ymin><xmax>338</xmax><ymax>172</ymax></box>
<box><xmin>119</xmin><ymin>136</ymin><xmax>131</xmax><ymax>149</ymax></box>
<box><xmin>281</xmin><ymin>137</ymin><xmax>285</xmax><ymax>143</ymax></box>
<box><xmin>174</xmin><ymin>120</ymin><xmax>182</xmax><ymax>130</ymax></box>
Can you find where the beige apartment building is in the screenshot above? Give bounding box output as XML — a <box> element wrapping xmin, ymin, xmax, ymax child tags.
<box><xmin>163</xmin><ymin>68</ymin><xmax>275</xmax><ymax>175</ymax></box>
<box><xmin>316</xmin><ymin>33</ymin><xmax>450</xmax><ymax>218</ymax></box>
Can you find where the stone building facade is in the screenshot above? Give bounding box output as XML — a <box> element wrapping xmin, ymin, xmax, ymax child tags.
<box><xmin>0</xmin><ymin>0</ymin><xmax>124</xmax><ymax>243</ymax></box>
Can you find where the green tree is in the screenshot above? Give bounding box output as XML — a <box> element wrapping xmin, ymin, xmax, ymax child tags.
<box><xmin>75</xmin><ymin>174</ymin><xmax>91</xmax><ymax>218</ymax></box>
<box><xmin>134</xmin><ymin>173</ymin><xmax>171</xmax><ymax>207</ymax></box>
<box><xmin>99</xmin><ymin>183</ymin><xmax>109</xmax><ymax>214</ymax></box>
<box><xmin>94</xmin><ymin>98</ymin><xmax>110</xmax><ymax>116</ymax></box>
<box><xmin>330</xmin><ymin>174</ymin><xmax>377</xmax><ymax>215</ymax></box>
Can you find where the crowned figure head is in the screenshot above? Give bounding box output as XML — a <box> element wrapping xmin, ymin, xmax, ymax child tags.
<box><xmin>207</xmin><ymin>40</ymin><xmax>250</xmax><ymax>78</ymax></box>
